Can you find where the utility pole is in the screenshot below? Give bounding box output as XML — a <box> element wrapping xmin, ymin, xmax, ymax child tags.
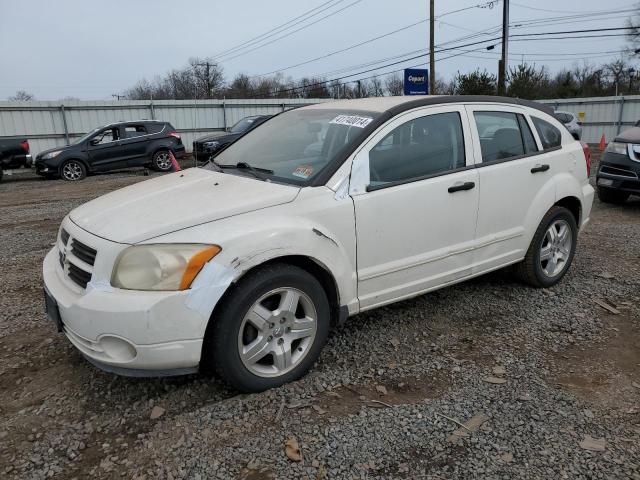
<box><xmin>194</xmin><ymin>61</ymin><xmax>214</xmax><ymax>99</ymax></box>
<box><xmin>429</xmin><ymin>0</ymin><xmax>435</xmax><ymax>95</ymax></box>
<box><xmin>497</xmin><ymin>0</ymin><xmax>509</xmax><ymax>95</ymax></box>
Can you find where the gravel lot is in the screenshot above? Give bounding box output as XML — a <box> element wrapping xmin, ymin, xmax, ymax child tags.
<box><xmin>0</xmin><ymin>154</ymin><xmax>639</xmax><ymax>479</ymax></box>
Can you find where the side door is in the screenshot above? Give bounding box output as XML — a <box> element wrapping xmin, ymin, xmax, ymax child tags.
<box><xmin>350</xmin><ymin>106</ymin><xmax>480</xmax><ymax>310</ymax></box>
<box><xmin>86</xmin><ymin>126</ymin><xmax>128</xmax><ymax>171</ymax></box>
<box><xmin>466</xmin><ymin>105</ymin><xmax>556</xmax><ymax>272</ymax></box>
<box><xmin>119</xmin><ymin>124</ymin><xmax>150</xmax><ymax>166</ymax></box>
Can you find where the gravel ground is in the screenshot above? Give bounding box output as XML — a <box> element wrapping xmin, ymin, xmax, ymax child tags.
<box><xmin>0</xmin><ymin>154</ymin><xmax>639</xmax><ymax>479</ymax></box>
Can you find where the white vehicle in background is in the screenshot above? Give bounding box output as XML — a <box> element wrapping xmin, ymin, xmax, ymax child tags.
<box><xmin>43</xmin><ymin>96</ymin><xmax>594</xmax><ymax>392</ymax></box>
<box><xmin>553</xmin><ymin>110</ymin><xmax>582</xmax><ymax>140</ymax></box>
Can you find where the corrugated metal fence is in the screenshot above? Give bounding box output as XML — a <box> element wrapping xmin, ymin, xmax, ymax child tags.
<box><xmin>537</xmin><ymin>95</ymin><xmax>640</xmax><ymax>144</ymax></box>
<box><xmin>0</xmin><ymin>99</ymin><xmax>327</xmax><ymax>157</ymax></box>
<box><xmin>1</xmin><ymin>95</ymin><xmax>638</xmax><ymax>156</ymax></box>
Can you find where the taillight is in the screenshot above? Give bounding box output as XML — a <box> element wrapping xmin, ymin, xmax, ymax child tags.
<box><xmin>20</xmin><ymin>140</ymin><xmax>29</xmax><ymax>153</ymax></box>
<box><xmin>168</xmin><ymin>131</ymin><xmax>181</xmax><ymax>139</ymax></box>
<box><xmin>581</xmin><ymin>141</ymin><xmax>591</xmax><ymax>177</ymax></box>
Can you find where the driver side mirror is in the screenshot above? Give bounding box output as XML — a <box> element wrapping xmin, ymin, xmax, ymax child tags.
<box><xmin>89</xmin><ymin>138</ymin><xmax>101</xmax><ymax>146</ymax></box>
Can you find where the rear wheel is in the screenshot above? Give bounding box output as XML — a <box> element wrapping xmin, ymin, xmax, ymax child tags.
<box><xmin>203</xmin><ymin>264</ymin><xmax>330</xmax><ymax>393</ymax></box>
<box><xmin>60</xmin><ymin>160</ymin><xmax>86</xmax><ymax>181</ymax></box>
<box><xmin>515</xmin><ymin>206</ymin><xmax>578</xmax><ymax>288</ymax></box>
<box><xmin>597</xmin><ymin>186</ymin><xmax>629</xmax><ymax>205</ymax></box>
<box><xmin>152</xmin><ymin>150</ymin><xmax>172</xmax><ymax>172</ymax></box>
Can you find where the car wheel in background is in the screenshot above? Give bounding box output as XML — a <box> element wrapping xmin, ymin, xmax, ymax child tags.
<box><xmin>515</xmin><ymin>206</ymin><xmax>578</xmax><ymax>288</ymax></box>
<box><xmin>152</xmin><ymin>150</ymin><xmax>172</xmax><ymax>172</ymax></box>
<box><xmin>597</xmin><ymin>186</ymin><xmax>629</xmax><ymax>205</ymax></box>
<box><xmin>203</xmin><ymin>264</ymin><xmax>330</xmax><ymax>393</ymax></box>
<box><xmin>60</xmin><ymin>160</ymin><xmax>86</xmax><ymax>181</ymax></box>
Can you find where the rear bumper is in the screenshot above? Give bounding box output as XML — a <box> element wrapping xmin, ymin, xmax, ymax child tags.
<box><xmin>172</xmin><ymin>144</ymin><xmax>186</xmax><ymax>158</ymax></box>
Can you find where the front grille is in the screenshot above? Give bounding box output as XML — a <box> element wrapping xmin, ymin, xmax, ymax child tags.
<box><xmin>68</xmin><ymin>262</ymin><xmax>92</xmax><ymax>289</ymax></box>
<box><xmin>57</xmin><ymin>229</ymin><xmax>98</xmax><ymax>290</ymax></box>
<box><xmin>60</xmin><ymin>228</ymin><xmax>70</xmax><ymax>245</ymax></box>
<box><xmin>600</xmin><ymin>165</ymin><xmax>638</xmax><ymax>178</ymax></box>
<box><xmin>71</xmin><ymin>239</ymin><xmax>97</xmax><ymax>266</ymax></box>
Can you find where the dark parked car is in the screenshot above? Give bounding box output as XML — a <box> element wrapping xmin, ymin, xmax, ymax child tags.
<box><xmin>0</xmin><ymin>138</ymin><xmax>31</xmax><ymax>182</ymax></box>
<box><xmin>34</xmin><ymin>120</ymin><xmax>185</xmax><ymax>181</ymax></box>
<box><xmin>193</xmin><ymin>115</ymin><xmax>272</xmax><ymax>161</ymax></box>
<box><xmin>597</xmin><ymin>126</ymin><xmax>640</xmax><ymax>204</ymax></box>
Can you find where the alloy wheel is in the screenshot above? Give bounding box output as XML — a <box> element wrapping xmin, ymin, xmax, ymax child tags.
<box><xmin>540</xmin><ymin>219</ymin><xmax>573</xmax><ymax>278</ymax></box>
<box><xmin>62</xmin><ymin>161</ymin><xmax>83</xmax><ymax>181</ymax></box>
<box><xmin>155</xmin><ymin>152</ymin><xmax>172</xmax><ymax>170</ymax></box>
<box><xmin>237</xmin><ymin>288</ymin><xmax>317</xmax><ymax>378</ymax></box>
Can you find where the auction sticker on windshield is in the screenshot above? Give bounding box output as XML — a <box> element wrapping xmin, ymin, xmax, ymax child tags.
<box><xmin>330</xmin><ymin>115</ymin><xmax>373</xmax><ymax>128</ymax></box>
<box><xmin>292</xmin><ymin>165</ymin><xmax>314</xmax><ymax>179</ymax></box>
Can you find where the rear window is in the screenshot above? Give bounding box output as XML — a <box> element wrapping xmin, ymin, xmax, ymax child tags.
<box><xmin>473</xmin><ymin>111</ymin><xmax>538</xmax><ymax>162</ymax></box>
<box><xmin>532</xmin><ymin>117</ymin><xmax>562</xmax><ymax>149</ymax></box>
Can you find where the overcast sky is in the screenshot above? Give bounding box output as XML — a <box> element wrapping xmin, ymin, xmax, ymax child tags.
<box><xmin>0</xmin><ymin>0</ymin><xmax>636</xmax><ymax>100</ymax></box>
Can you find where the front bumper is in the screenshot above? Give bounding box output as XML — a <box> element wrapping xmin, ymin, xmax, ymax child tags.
<box><xmin>596</xmin><ymin>151</ymin><xmax>640</xmax><ymax>194</ymax></box>
<box><xmin>42</xmin><ymin>220</ymin><xmax>210</xmax><ymax>374</ymax></box>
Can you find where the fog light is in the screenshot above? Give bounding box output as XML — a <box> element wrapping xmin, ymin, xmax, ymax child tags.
<box><xmin>98</xmin><ymin>336</ymin><xmax>137</xmax><ymax>362</ymax></box>
<box><xmin>597</xmin><ymin>178</ymin><xmax>613</xmax><ymax>187</ymax></box>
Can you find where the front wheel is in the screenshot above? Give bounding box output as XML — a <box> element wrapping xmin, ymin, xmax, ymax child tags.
<box><xmin>60</xmin><ymin>160</ymin><xmax>86</xmax><ymax>181</ymax></box>
<box><xmin>152</xmin><ymin>150</ymin><xmax>172</xmax><ymax>172</ymax></box>
<box><xmin>203</xmin><ymin>264</ymin><xmax>330</xmax><ymax>393</ymax></box>
<box><xmin>515</xmin><ymin>206</ymin><xmax>578</xmax><ymax>288</ymax></box>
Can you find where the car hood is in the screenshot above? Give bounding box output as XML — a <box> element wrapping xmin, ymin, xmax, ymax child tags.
<box><xmin>37</xmin><ymin>144</ymin><xmax>76</xmax><ymax>158</ymax></box>
<box><xmin>194</xmin><ymin>131</ymin><xmax>237</xmax><ymax>143</ymax></box>
<box><xmin>69</xmin><ymin>168</ymin><xmax>300</xmax><ymax>243</ymax></box>
<box><xmin>615</xmin><ymin>127</ymin><xmax>640</xmax><ymax>143</ymax></box>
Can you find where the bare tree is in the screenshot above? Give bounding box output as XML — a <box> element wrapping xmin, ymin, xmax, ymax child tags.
<box><xmin>384</xmin><ymin>73</ymin><xmax>404</xmax><ymax>96</ymax></box>
<box><xmin>8</xmin><ymin>90</ymin><xmax>34</xmax><ymax>101</ymax></box>
<box><xmin>369</xmin><ymin>77</ymin><xmax>385</xmax><ymax>97</ymax></box>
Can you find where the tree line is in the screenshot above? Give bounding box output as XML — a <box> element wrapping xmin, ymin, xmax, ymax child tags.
<box><xmin>118</xmin><ymin>56</ymin><xmax>639</xmax><ymax>101</ymax></box>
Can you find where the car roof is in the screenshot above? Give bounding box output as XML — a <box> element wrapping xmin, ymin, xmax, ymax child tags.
<box><xmin>302</xmin><ymin>95</ymin><xmax>554</xmax><ymax>116</ymax></box>
<box><xmin>102</xmin><ymin>120</ymin><xmax>167</xmax><ymax>128</ymax></box>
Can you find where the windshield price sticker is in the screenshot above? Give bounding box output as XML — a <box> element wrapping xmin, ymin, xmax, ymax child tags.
<box><xmin>330</xmin><ymin>115</ymin><xmax>373</xmax><ymax>128</ymax></box>
<box><xmin>292</xmin><ymin>165</ymin><xmax>314</xmax><ymax>179</ymax></box>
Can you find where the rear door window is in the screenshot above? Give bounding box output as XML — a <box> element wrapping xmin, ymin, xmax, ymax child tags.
<box><xmin>474</xmin><ymin>111</ymin><xmax>538</xmax><ymax>162</ymax></box>
<box><xmin>532</xmin><ymin>117</ymin><xmax>562</xmax><ymax>149</ymax></box>
<box><xmin>123</xmin><ymin>125</ymin><xmax>147</xmax><ymax>138</ymax></box>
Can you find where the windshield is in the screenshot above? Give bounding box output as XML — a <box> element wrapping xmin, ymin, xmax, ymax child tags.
<box><xmin>208</xmin><ymin>108</ymin><xmax>380</xmax><ymax>185</ymax></box>
<box><xmin>74</xmin><ymin>126</ymin><xmax>103</xmax><ymax>145</ymax></box>
<box><xmin>230</xmin><ymin>117</ymin><xmax>259</xmax><ymax>134</ymax></box>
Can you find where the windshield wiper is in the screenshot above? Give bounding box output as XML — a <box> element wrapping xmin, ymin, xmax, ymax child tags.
<box><xmin>216</xmin><ymin>162</ymin><xmax>273</xmax><ymax>181</ymax></box>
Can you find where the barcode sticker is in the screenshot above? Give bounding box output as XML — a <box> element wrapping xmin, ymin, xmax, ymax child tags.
<box><xmin>329</xmin><ymin>115</ymin><xmax>373</xmax><ymax>128</ymax></box>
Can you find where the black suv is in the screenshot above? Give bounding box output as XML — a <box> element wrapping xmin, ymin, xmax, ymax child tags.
<box><xmin>597</xmin><ymin>126</ymin><xmax>640</xmax><ymax>204</ymax></box>
<box><xmin>193</xmin><ymin>115</ymin><xmax>272</xmax><ymax>161</ymax></box>
<box><xmin>35</xmin><ymin>120</ymin><xmax>185</xmax><ymax>181</ymax></box>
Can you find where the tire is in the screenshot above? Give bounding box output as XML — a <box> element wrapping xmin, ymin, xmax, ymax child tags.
<box><xmin>514</xmin><ymin>206</ymin><xmax>578</xmax><ymax>288</ymax></box>
<box><xmin>597</xmin><ymin>186</ymin><xmax>629</xmax><ymax>205</ymax></box>
<box><xmin>60</xmin><ymin>160</ymin><xmax>87</xmax><ymax>181</ymax></box>
<box><xmin>203</xmin><ymin>264</ymin><xmax>330</xmax><ymax>393</ymax></box>
<box><xmin>152</xmin><ymin>150</ymin><xmax>172</xmax><ymax>172</ymax></box>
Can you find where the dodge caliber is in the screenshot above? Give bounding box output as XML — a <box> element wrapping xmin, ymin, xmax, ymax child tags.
<box><xmin>43</xmin><ymin>96</ymin><xmax>594</xmax><ymax>392</ymax></box>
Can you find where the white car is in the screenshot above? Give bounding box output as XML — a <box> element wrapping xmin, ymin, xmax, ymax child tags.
<box><xmin>553</xmin><ymin>110</ymin><xmax>582</xmax><ymax>140</ymax></box>
<box><xmin>43</xmin><ymin>96</ymin><xmax>594</xmax><ymax>392</ymax></box>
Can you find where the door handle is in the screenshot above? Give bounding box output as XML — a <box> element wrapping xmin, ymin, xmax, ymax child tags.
<box><xmin>448</xmin><ymin>181</ymin><xmax>475</xmax><ymax>193</ymax></box>
<box><xmin>531</xmin><ymin>164</ymin><xmax>550</xmax><ymax>173</ymax></box>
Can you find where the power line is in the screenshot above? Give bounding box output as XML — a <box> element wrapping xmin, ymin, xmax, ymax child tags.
<box><xmin>210</xmin><ymin>0</ymin><xmax>346</xmax><ymax>59</ymax></box>
<box><xmin>246</xmin><ymin>24</ymin><xmax>638</xmax><ymax>99</ymax></box>
<box><xmin>214</xmin><ymin>0</ymin><xmax>363</xmax><ymax>63</ymax></box>
<box><xmin>511</xmin><ymin>1</ymin><xmax>636</xmax><ymax>14</ymax></box>
<box><xmin>254</xmin><ymin>0</ymin><xmax>504</xmax><ymax>77</ymax></box>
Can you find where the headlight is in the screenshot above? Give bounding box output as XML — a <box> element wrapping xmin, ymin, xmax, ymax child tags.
<box><xmin>111</xmin><ymin>244</ymin><xmax>221</xmax><ymax>291</ymax></box>
<box><xmin>203</xmin><ymin>141</ymin><xmax>220</xmax><ymax>150</ymax></box>
<box><xmin>42</xmin><ymin>150</ymin><xmax>62</xmax><ymax>160</ymax></box>
<box><xmin>605</xmin><ymin>142</ymin><xmax>628</xmax><ymax>156</ymax></box>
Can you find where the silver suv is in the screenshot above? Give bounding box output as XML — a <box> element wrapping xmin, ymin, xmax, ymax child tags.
<box><xmin>553</xmin><ymin>111</ymin><xmax>582</xmax><ymax>140</ymax></box>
